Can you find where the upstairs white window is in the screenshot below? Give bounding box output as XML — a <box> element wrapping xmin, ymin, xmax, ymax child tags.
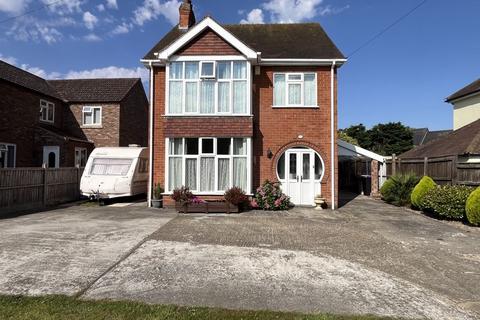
<box><xmin>83</xmin><ymin>106</ymin><xmax>102</xmax><ymax>126</ymax></box>
<box><xmin>40</xmin><ymin>100</ymin><xmax>55</xmax><ymax>123</ymax></box>
<box><xmin>0</xmin><ymin>143</ymin><xmax>16</xmax><ymax>168</ymax></box>
<box><xmin>273</xmin><ymin>73</ymin><xmax>317</xmax><ymax>107</ymax></box>
<box><xmin>200</xmin><ymin>61</ymin><xmax>216</xmax><ymax>78</ymax></box>
<box><xmin>74</xmin><ymin>148</ymin><xmax>87</xmax><ymax>167</ymax></box>
<box><xmin>168</xmin><ymin>60</ymin><xmax>249</xmax><ymax>115</ymax></box>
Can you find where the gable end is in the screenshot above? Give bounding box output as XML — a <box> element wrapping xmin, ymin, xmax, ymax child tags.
<box><xmin>175</xmin><ymin>28</ymin><xmax>241</xmax><ymax>56</ymax></box>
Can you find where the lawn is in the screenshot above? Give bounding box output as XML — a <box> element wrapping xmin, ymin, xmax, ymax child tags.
<box><xmin>0</xmin><ymin>295</ymin><xmax>402</xmax><ymax>320</ymax></box>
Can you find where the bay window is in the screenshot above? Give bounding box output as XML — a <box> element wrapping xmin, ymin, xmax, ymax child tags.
<box><xmin>167</xmin><ymin>60</ymin><xmax>249</xmax><ymax>115</ymax></box>
<box><xmin>273</xmin><ymin>72</ymin><xmax>317</xmax><ymax>107</ymax></box>
<box><xmin>166</xmin><ymin>137</ymin><xmax>251</xmax><ymax>193</ymax></box>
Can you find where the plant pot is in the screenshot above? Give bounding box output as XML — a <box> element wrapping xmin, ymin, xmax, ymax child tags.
<box><xmin>151</xmin><ymin>199</ymin><xmax>163</xmax><ymax>208</ymax></box>
<box><xmin>175</xmin><ymin>201</ymin><xmax>239</xmax><ymax>214</ymax></box>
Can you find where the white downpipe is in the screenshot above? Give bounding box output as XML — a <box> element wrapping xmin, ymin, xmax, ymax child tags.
<box><xmin>330</xmin><ymin>61</ymin><xmax>336</xmax><ymax>210</ymax></box>
<box><xmin>147</xmin><ymin>62</ymin><xmax>154</xmax><ymax>207</ymax></box>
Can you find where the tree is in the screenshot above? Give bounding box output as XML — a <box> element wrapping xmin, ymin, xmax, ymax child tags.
<box><xmin>342</xmin><ymin>123</ymin><xmax>371</xmax><ymax>147</ymax></box>
<box><xmin>338</xmin><ymin>130</ymin><xmax>359</xmax><ymax>145</ymax></box>
<box><xmin>368</xmin><ymin>122</ymin><xmax>413</xmax><ymax>155</ymax></box>
<box><xmin>341</xmin><ymin>122</ymin><xmax>413</xmax><ymax>156</ymax></box>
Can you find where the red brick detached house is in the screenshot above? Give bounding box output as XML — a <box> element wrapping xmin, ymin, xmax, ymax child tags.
<box><xmin>142</xmin><ymin>0</ymin><xmax>346</xmax><ymax>208</ymax></box>
<box><xmin>0</xmin><ymin>60</ymin><xmax>148</xmax><ymax>169</ymax></box>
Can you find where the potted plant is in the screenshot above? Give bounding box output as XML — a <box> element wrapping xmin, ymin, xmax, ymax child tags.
<box><xmin>171</xmin><ymin>186</ymin><xmax>195</xmax><ymax>212</ymax></box>
<box><xmin>151</xmin><ymin>183</ymin><xmax>164</xmax><ymax>208</ymax></box>
<box><xmin>224</xmin><ymin>187</ymin><xmax>249</xmax><ymax>213</ymax></box>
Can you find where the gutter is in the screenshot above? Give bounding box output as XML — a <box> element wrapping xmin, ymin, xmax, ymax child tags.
<box><xmin>147</xmin><ymin>62</ymin><xmax>154</xmax><ymax>207</ymax></box>
<box><xmin>331</xmin><ymin>61</ymin><xmax>336</xmax><ymax>210</ymax></box>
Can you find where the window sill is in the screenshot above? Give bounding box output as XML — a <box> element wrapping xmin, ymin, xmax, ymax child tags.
<box><xmin>271</xmin><ymin>106</ymin><xmax>319</xmax><ymax>109</ymax></box>
<box><xmin>39</xmin><ymin>119</ymin><xmax>55</xmax><ymax>124</ymax></box>
<box><xmin>81</xmin><ymin>125</ymin><xmax>103</xmax><ymax>129</ymax></box>
<box><xmin>162</xmin><ymin>192</ymin><xmax>254</xmax><ymax>196</ymax></box>
<box><xmin>163</xmin><ymin>114</ymin><xmax>253</xmax><ymax>117</ymax></box>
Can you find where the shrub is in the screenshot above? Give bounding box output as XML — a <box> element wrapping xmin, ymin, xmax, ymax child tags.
<box><xmin>466</xmin><ymin>187</ymin><xmax>480</xmax><ymax>226</ymax></box>
<box><xmin>225</xmin><ymin>187</ymin><xmax>250</xmax><ymax>210</ymax></box>
<box><xmin>171</xmin><ymin>186</ymin><xmax>194</xmax><ymax>204</ymax></box>
<box><xmin>422</xmin><ymin>185</ymin><xmax>474</xmax><ymax>220</ymax></box>
<box><xmin>380</xmin><ymin>173</ymin><xmax>419</xmax><ymax>206</ymax></box>
<box><xmin>254</xmin><ymin>180</ymin><xmax>290</xmax><ymax>211</ymax></box>
<box><xmin>411</xmin><ymin>176</ymin><xmax>436</xmax><ymax>209</ymax></box>
<box><xmin>153</xmin><ymin>183</ymin><xmax>164</xmax><ymax>200</ymax></box>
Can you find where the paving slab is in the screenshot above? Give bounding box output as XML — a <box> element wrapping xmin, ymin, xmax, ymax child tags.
<box><xmin>84</xmin><ymin>239</ymin><xmax>474</xmax><ymax>320</ymax></box>
<box><xmin>0</xmin><ymin>204</ymin><xmax>174</xmax><ymax>296</ymax></box>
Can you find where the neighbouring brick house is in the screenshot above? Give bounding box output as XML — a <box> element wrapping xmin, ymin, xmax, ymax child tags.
<box><xmin>142</xmin><ymin>0</ymin><xmax>346</xmax><ymax>208</ymax></box>
<box><xmin>0</xmin><ymin>60</ymin><xmax>148</xmax><ymax>168</ymax></box>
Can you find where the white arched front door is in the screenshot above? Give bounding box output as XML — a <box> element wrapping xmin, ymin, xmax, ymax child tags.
<box><xmin>277</xmin><ymin>147</ymin><xmax>324</xmax><ymax>206</ymax></box>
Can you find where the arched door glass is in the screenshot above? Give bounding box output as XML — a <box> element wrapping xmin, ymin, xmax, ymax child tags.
<box><xmin>48</xmin><ymin>152</ymin><xmax>56</xmax><ymax>168</ymax></box>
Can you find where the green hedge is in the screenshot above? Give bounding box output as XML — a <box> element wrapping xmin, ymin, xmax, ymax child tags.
<box><xmin>466</xmin><ymin>187</ymin><xmax>480</xmax><ymax>226</ymax></box>
<box><xmin>411</xmin><ymin>176</ymin><xmax>437</xmax><ymax>209</ymax></box>
<box><xmin>422</xmin><ymin>185</ymin><xmax>474</xmax><ymax>220</ymax></box>
<box><xmin>380</xmin><ymin>173</ymin><xmax>419</xmax><ymax>207</ymax></box>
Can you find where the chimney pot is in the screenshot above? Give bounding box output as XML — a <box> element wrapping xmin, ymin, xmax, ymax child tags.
<box><xmin>179</xmin><ymin>0</ymin><xmax>195</xmax><ymax>30</ymax></box>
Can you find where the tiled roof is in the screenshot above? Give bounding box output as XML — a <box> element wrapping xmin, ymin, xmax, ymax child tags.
<box><xmin>143</xmin><ymin>23</ymin><xmax>345</xmax><ymax>60</ymax></box>
<box><xmin>0</xmin><ymin>60</ymin><xmax>62</xmax><ymax>99</ymax></box>
<box><xmin>446</xmin><ymin>78</ymin><xmax>480</xmax><ymax>102</ymax></box>
<box><xmin>0</xmin><ymin>59</ymin><xmax>142</xmax><ymax>103</ymax></box>
<box><xmin>47</xmin><ymin>78</ymin><xmax>140</xmax><ymax>103</ymax></box>
<box><xmin>412</xmin><ymin>128</ymin><xmax>452</xmax><ymax>147</ymax></box>
<box><xmin>400</xmin><ymin>120</ymin><xmax>480</xmax><ymax>158</ymax></box>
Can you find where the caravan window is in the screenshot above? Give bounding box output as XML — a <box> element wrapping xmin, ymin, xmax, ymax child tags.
<box><xmin>90</xmin><ymin>158</ymin><xmax>132</xmax><ymax>176</ymax></box>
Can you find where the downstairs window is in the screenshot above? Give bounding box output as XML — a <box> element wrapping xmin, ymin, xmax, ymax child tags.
<box><xmin>167</xmin><ymin>137</ymin><xmax>250</xmax><ymax>193</ymax></box>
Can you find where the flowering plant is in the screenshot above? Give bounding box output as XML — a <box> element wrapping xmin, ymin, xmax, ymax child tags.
<box><xmin>253</xmin><ymin>180</ymin><xmax>290</xmax><ymax>211</ymax></box>
<box><xmin>191</xmin><ymin>196</ymin><xmax>206</xmax><ymax>204</ymax></box>
<box><xmin>224</xmin><ymin>187</ymin><xmax>249</xmax><ymax>210</ymax></box>
<box><xmin>171</xmin><ymin>186</ymin><xmax>194</xmax><ymax>204</ymax></box>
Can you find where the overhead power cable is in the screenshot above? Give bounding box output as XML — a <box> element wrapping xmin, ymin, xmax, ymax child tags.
<box><xmin>0</xmin><ymin>0</ymin><xmax>66</xmax><ymax>25</ymax></box>
<box><xmin>347</xmin><ymin>0</ymin><xmax>428</xmax><ymax>58</ymax></box>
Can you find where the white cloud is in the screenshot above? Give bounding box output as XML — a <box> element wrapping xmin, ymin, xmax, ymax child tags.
<box><xmin>240</xmin><ymin>0</ymin><xmax>348</xmax><ymax>24</ymax></box>
<box><xmin>83</xmin><ymin>11</ymin><xmax>98</xmax><ymax>30</ymax></box>
<box><xmin>133</xmin><ymin>0</ymin><xmax>181</xmax><ymax>26</ymax></box>
<box><xmin>84</xmin><ymin>33</ymin><xmax>102</xmax><ymax>42</ymax></box>
<box><xmin>65</xmin><ymin>66</ymin><xmax>149</xmax><ymax>83</ymax></box>
<box><xmin>97</xmin><ymin>4</ymin><xmax>105</xmax><ymax>11</ymax></box>
<box><xmin>106</xmin><ymin>0</ymin><xmax>118</xmax><ymax>9</ymax></box>
<box><xmin>240</xmin><ymin>9</ymin><xmax>265</xmax><ymax>24</ymax></box>
<box><xmin>112</xmin><ymin>22</ymin><xmax>132</xmax><ymax>35</ymax></box>
<box><xmin>20</xmin><ymin>64</ymin><xmax>62</xmax><ymax>79</ymax></box>
<box><xmin>0</xmin><ymin>53</ymin><xmax>17</xmax><ymax>65</ymax></box>
<box><xmin>42</xmin><ymin>0</ymin><xmax>82</xmax><ymax>15</ymax></box>
<box><xmin>7</xmin><ymin>15</ymin><xmax>75</xmax><ymax>44</ymax></box>
<box><xmin>0</xmin><ymin>0</ymin><xmax>30</xmax><ymax>14</ymax></box>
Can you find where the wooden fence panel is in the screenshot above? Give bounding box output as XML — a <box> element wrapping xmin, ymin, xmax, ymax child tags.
<box><xmin>386</xmin><ymin>156</ymin><xmax>480</xmax><ymax>186</ymax></box>
<box><xmin>0</xmin><ymin>167</ymin><xmax>83</xmax><ymax>215</ymax></box>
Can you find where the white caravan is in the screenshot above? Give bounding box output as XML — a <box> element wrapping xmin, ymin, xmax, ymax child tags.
<box><xmin>80</xmin><ymin>147</ymin><xmax>148</xmax><ymax>199</ymax></box>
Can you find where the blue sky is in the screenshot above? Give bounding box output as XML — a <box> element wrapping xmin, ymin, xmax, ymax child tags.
<box><xmin>0</xmin><ymin>0</ymin><xmax>479</xmax><ymax>130</ymax></box>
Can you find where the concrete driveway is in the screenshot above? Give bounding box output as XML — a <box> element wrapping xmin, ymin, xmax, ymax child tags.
<box><xmin>0</xmin><ymin>202</ymin><xmax>175</xmax><ymax>296</ymax></box>
<box><xmin>1</xmin><ymin>197</ymin><xmax>479</xmax><ymax>319</ymax></box>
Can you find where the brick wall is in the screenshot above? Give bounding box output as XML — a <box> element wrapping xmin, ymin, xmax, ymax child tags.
<box><xmin>0</xmin><ymin>80</ymin><xmax>64</xmax><ymax>167</ymax></box>
<box><xmin>120</xmin><ymin>81</ymin><xmax>149</xmax><ymax>147</ymax></box>
<box><xmin>152</xmin><ymin>67</ymin><xmax>166</xmax><ymax>189</ymax></box>
<box><xmin>176</xmin><ymin>28</ymin><xmax>240</xmax><ymax>56</ymax></box>
<box><xmin>252</xmin><ymin>66</ymin><xmax>338</xmax><ymax>207</ymax></box>
<box><xmin>164</xmin><ymin>116</ymin><xmax>253</xmax><ymax>137</ymax></box>
<box><xmin>65</xmin><ymin>103</ymin><xmax>120</xmax><ymax>147</ymax></box>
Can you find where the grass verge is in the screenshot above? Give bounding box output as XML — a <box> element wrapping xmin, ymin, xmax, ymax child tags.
<box><xmin>0</xmin><ymin>295</ymin><xmax>402</xmax><ymax>320</ymax></box>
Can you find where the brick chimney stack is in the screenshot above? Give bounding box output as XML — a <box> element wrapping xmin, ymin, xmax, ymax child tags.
<box><xmin>179</xmin><ymin>0</ymin><xmax>195</xmax><ymax>30</ymax></box>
